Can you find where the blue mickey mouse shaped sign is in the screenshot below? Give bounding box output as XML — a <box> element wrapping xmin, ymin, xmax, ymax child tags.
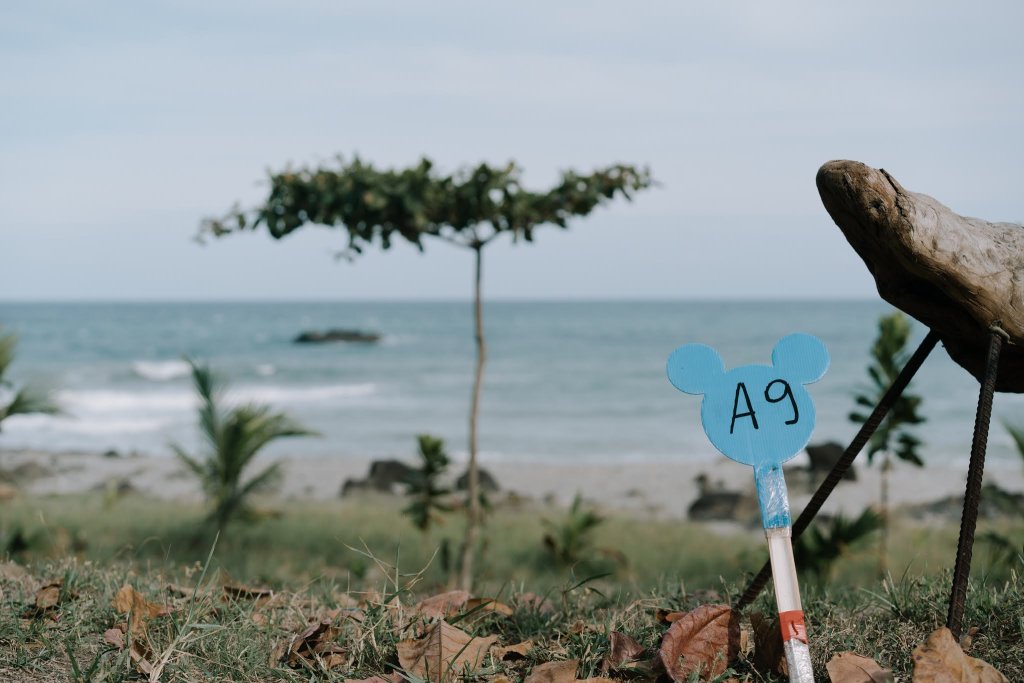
<box><xmin>667</xmin><ymin>333</ymin><xmax>829</xmax><ymax>528</ymax></box>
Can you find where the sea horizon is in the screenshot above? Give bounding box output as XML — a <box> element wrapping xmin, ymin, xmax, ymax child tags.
<box><xmin>2</xmin><ymin>299</ymin><xmax>1023</xmax><ymax>467</ymax></box>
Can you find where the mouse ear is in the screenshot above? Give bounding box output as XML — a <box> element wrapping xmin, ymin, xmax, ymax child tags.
<box><xmin>771</xmin><ymin>333</ymin><xmax>829</xmax><ymax>384</ymax></box>
<box><xmin>667</xmin><ymin>344</ymin><xmax>725</xmax><ymax>395</ymax></box>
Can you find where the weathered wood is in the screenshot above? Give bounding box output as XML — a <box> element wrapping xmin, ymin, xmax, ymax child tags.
<box><xmin>816</xmin><ymin>160</ymin><xmax>1024</xmax><ymax>392</ymax></box>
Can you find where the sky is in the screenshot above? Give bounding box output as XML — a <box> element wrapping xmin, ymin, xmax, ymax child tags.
<box><xmin>2</xmin><ymin>1</ymin><xmax>1023</xmax><ymax>301</ymax></box>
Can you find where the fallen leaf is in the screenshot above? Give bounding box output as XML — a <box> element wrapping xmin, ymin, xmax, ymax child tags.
<box><xmin>658</xmin><ymin>604</ymin><xmax>739</xmax><ymax>682</ymax></box>
<box><xmin>523</xmin><ymin>660</ymin><xmax>578</xmax><ymax>683</ymax></box>
<box><xmin>492</xmin><ymin>640</ymin><xmax>534</xmax><ymax>661</ymax></box>
<box><xmin>0</xmin><ymin>561</ymin><xmax>32</xmax><ymax>587</ymax></box>
<box><xmin>223</xmin><ymin>583</ymin><xmax>275</xmax><ymax>599</ymax></box>
<box><xmin>602</xmin><ymin>631</ymin><xmax>647</xmax><ymax>671</ymax></box>
<box><xmin>283</xmin><ymin>618</ymin><xmax>345</xmax><ymax>670</ymax></box>
<box><xmin>655</xmin><ymin>609</ymin><xmax>686</xmax><ymax>624</ymax></box>
<box><xmin>516</xmin><ymin>592</ymin><xmax>554</xmax><ymax>614</ymax></box>
<box><xmin>417</xmin><ymin>591</ymin><xmax>471</xmax><ymax>620</ymax></box>
<box><xmin>486</xmin><ymin>676</ymin><xmax>513</xmax><ymax>683</ymax></box>
<box><xmin>103</xmin><ymin>628</ymin><xmax>125</xmax><ymax>649</ymax></box>
<box><xmin>826</xmin><ymin>652</ymin><xmax>893</xmax><ymax>682</ymax></box>
<box><xmin>911</xmin><ymin>627</ymin><xmax>1008</xmax><ymax>682</ymax></box>
<box><xmin>35</xmin><ymin>583</ymin><xmax>61</xmax><ymax>611</ymax></box>
<box><xmin>465</xmin><ymin>597</ymin><xmax>514</xmax><ymax>616</ymax></box>
<box><xmin>579</xmin><ymin>678</ymin><xmax>617</xmax><ymax>683</ymax></box>
<box><xmin>130</xmin><ymin>639</ymin><xmax>155</xmax><ymax>676</ymax></box>
<box><xmin>396</xmin><ymin>620</ymin><xmax>496</xmax><ymax>682</ymax></box>
<box><xmin>749</xmin><ymin>612</ymin><xmax>786</xmax><ymax>677</ymax></box>
<box><xmin>112</xmin><ymin>585</ymin><xmax>171</xmax><ymax>634</ymax></box>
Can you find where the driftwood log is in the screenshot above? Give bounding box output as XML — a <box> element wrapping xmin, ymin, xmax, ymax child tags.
<box><xmin>816</xmin><ymin>160</ymin><xmax>1024</xmax><ymax>392</ymax></box>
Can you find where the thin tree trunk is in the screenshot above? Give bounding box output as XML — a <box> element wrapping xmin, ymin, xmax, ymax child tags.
<box><xmin>457</xmin><ymin>245</ymin><xmax>485</xmax><ymax>591</ymax></box>
<box><xmin>878</xmin><ymin>452</ymin><xmax>891</xmax><ymax>577</ymax></box>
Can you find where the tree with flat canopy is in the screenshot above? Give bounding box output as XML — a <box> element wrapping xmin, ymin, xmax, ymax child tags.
<box><xmin>200</xmin><ymin>156</ymin><xmax>653</xmax><ymax>589</ymax></box>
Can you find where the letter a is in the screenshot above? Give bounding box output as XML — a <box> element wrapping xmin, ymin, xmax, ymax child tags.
<box><xmin>730</xmin><ymin>382</ymin><xmax>759</xmax><ymax>434</ymax></box>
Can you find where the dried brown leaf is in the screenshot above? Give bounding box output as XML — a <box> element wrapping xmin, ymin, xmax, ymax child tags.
<box><xmin>112</xmin><ymin>584</ymin><xmax>170</xmax><ymax>635</ymax></box>
<box><xmin>396</xmin><ymin>620</ymin><xmax>497</xmax><ymax>683</ymax></box>
<box><xmin>35</xmin><ymin>583</ymin><xmax>61</xmax><ymax>611</ymax></box>
<box><xmin>492</xmin><ymin>640</ymin><xmax>534</xmax><ymax>661</ymax></box>
<box><xmin>465</xmin><ymin>597</ymin><xmax>514</xmax><ymax>616</ymax></box>
<box><xmin>103</xmin><ymin>627</ymin><xmax>125</xmax><ymax>650</ymax></box>
<box><xmin>284</xmin><ymin>618</ymin><xmax>344</xmax><ymax>670</ymax></box>
<box><xmin>486</xmin><ymin>676</ymin><xmax>513</xmax><ymax>683</ymax></box>
<box><xmin>223</xmin><ymin>583</ymin><xmax>275</xmax><ymax>599</ymax></box>
<box><xmin>655</xmin><ymin>609</ymin><xmax>686</xmax><ymax>624</ymax></box>
<box><xmin>523</xmin><ymin>660</ymin><xmax>579</xmax><ymax>683</ymax></box>
<box><xmin>417</xmin><ymin>591</ymin><xmax>471</xmax><ymax>620</ymax></box>
<box><xmin>911</xmin><ymin>627</ymin><xmax>1008</xmax><ymax>682</ymax></box>
<box><xmin>608</xmin><ymin>631</ymin><xmax>646</xmax><ymax>666</ymax></box>
<box><xmin>579</xmin><ymin>678</ymin><xmax>617</xmax><ymax>683</ymax></box>
<box><xmin>749</xmin><ymin>611</ymin><xmax>786</xmax><ymax>677</ymax></box>
<box><xmin>516</xmin><ymin>592</ymin><xmax>554</xmax><ymax>614</ymax></box>
<box><xmin>658</xmin><ymin>604</ymin><xmax>739</xmax><ymax>682</ymax></box>
<box><xmin>826</xmin><ymin>652</ymin><xmax>893</xmax><ymax>682</ymax></box>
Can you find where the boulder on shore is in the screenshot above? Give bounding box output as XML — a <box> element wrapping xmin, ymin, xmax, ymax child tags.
<box><xmin>294</xmin><ymin>329</ymin><xmax>381</xmax><ymax>344</ymax></box>
<box><xmin>455</xmin><ymin>467</ymin><xmax>500</xmax><ymax>493</ymax></box>
<box><xmin>339</xmin><ymin>459</ymin><xmax>415</xmax><ymax>497</ymax></box>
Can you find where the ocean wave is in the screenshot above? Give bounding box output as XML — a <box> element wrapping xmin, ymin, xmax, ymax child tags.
<box><xmin>230</xmin><ymin>382</ymin><xmax>376</xmax><ymax>404</ymax></box>
<box><xmin>54</xmin><ymin>382</ymin><xmax>377</xmax><ymax>417</ymax></box>
<box><xmin>3</xmin><ymin>413</ymin><xmax>171</xmax><ymax>435</ymax></box>
<box><xmin>57</xmin><ymin>389</ymin><xmax>197</xmax><ymax>414</ymax></box>
<box><xmin>132</xmin><ymin>360</ymin><xmax>192</xmax><ymax>381</ymax></box>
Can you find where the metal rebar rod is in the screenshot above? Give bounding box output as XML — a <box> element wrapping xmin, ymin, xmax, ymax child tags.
<box><xmin>946</xmin><ymin>326</ymin><xmax>1005</xmax><ymax>639</ymax></box>
<box><xmin>735</xmin><ymin>329</ymin><xmax>940</xmax><ymax>610</ymax></box>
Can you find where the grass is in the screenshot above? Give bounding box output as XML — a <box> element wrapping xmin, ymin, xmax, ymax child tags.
<box><xmin>0</xmin><ymin>493</ymin><xmax>1022</xmax><ymax>681</ymax></box>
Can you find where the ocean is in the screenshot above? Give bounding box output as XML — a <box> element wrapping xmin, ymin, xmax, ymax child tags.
<box><xmin>1</xmin><ymin>300</ymin><xmax>1023</xmax><ymax>467</ymax></box>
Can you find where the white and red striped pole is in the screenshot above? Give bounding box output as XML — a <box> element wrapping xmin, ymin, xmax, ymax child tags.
<box><xmin>667</xmin><ymin>333</ymin><xmax>828</xmax><ymax>683</ymax></box>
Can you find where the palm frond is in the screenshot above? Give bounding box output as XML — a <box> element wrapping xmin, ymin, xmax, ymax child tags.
<box><xmin>0</xmin><ymin>330</ymin><xmax>16</xmax><ymax>384</ymax></box>
<box><xmin>3</xmin><ymin>386</ymin><xmax>60</xmax><ymax>419</ymax></box>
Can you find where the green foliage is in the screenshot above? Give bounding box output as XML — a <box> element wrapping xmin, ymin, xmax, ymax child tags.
<box><xmin>794</xmin><ymin>507</ymin><xmax>883</xmax><ymax>580</ymax></box>
<box><xmin>849</xmin><ymin>312</ymin><xmax>926</xmax><ymax>466</ymax></box>
<box><xmin>172</xmin><ymin>359</ymin><xmax>315</xmax><ymax>532</ymax></box>
<box><xmin>402</xmin><ymin>434</ymin><xmax>453</xmax><ymax>532</ymax></box>
<box><xmin>542</xmin><ymin>494</ymin><xmax>604</xmax><ymax>567</ymax></box>
<box><xmin>199</xmin><ymin>156</ymin><xmax>654</xmax><ymax>254</ymax></box>
<box><xmin>0</xmin><ymin>328</ymin><xmax>60</xmax><ymax>431</ymax></box>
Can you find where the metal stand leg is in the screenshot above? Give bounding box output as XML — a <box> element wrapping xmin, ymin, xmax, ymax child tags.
<box><xmin>946</xmin><ymin>326</ymin><xmax>1005</xmax><ymax>639</ymax></box>
<box><xmin>735</xmin><ymin>330</ymin><xmax>940</xmax><ymax>610</ymax></box>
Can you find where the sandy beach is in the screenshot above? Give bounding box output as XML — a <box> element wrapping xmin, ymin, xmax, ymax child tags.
<box><xmin>4</xmin><ymin>448</ymin><xmax>1021</xmax><ymax>524</ymax></box>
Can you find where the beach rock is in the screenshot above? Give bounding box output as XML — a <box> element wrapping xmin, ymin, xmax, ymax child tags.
<box><xmin>904</xmin><ymin>483</ymin><xmax>1024</xmax><ymax>521</ymax></box>
<box><xmin>806</xmin><ymin>442</ymin><xmax>856</xmax><ymax>481</ymax></box>
<box><xmin>816</xmin><ymin>160</ymin><xmax>1024</xmax><ymax>392</ymax></box>
<box><xmin>688</xmin><ymin>474</ymin><xmax>759</xmax><ymax>523</ymax></box>
<box><xmin>339</xmin><ymin>459</ymin><xmax>416</xmax><ymax>496</ymax></box>
<box><xmin>455</xmin><ymin>468</ymin><xmax>500</xmax><ymax>493</ymax></box>
<box><xmin>293</xmin><ymin>329</ymin><xmax>381</xmax><ymax>344</ymax></box>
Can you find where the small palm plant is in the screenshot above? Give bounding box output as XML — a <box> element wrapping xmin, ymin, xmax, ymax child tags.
<box><xmin>0</xmin><ymin>329</ymin><xmax>59</xmax><ymax>433</ymax></box>
<box><xmin>172</xmin><ymin>359</ymin><xmax>315</xmax><ymax>532</ymax></box>
<box><xmin>542</xmin><ymin>494</ymin><xmax>604</xmax><ymax>567</ymax></box>
<box><xmin>402</xmin><ymin>434</ymin><xmax>454</xmax><ymax>531</ymax></box>
<box><xmin>793</xmin><ymin>507</ymin><xmax>883</xmax><ymax>581</ymax></box>
<box><xmin>849</xmin><ymin>311</ymin><xmax>925</xmax><ymax>575</ymax></box>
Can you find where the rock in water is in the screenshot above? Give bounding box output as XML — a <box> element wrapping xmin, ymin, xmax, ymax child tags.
<box><xmin>294</xmin><ymin>329</ymin><xmax>381</xmax><ymax>344</ymax></box>
<box><xmin>816</xmin><ymin>160</ymin><xmax>1024</xmax><ymax>392</ymax></box>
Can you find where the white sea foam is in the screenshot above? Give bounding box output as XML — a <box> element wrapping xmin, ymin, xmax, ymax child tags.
<box><xmin>132</xmin><ymin>360</ymin><xmax>192</xmax><ymax>381</ymax></box>
<box><xmin>256</xmin><ymin>364</ymin><xmax>276</xmax><ymax>377</ymax></box>
<box><xmin>230</xmin><ymin>383</ymin><xmax>376</xmax><ymax>404</ymax></box>
<box><xmin>57</xmin><ymin>388</ymin><xmax>196</xmax><ymax>414</ymax></box>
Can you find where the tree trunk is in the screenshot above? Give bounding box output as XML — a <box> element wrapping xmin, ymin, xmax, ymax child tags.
<box><xmin>878</xmin><ymin>452</ymin><xmax>891</xmax><ymax>577</ymax></box>
<box><xmin>457</xmin><ymin>245</ymin><xmax>485</xmax><ymax>591</ymax></box>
